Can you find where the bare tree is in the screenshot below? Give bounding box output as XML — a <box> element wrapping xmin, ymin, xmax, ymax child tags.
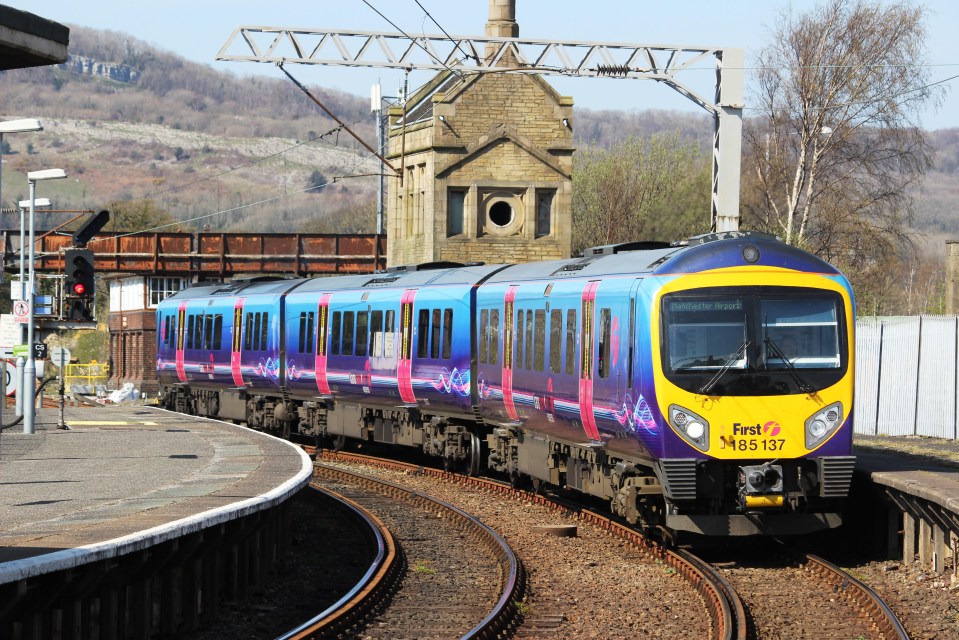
<box><xmin>572</xmin><ymin>133</ymin><xmax>705</xmax><ymax>254</ymax></box>
<box><xmin>744</xmin><ymin>0</ymin><xmax>944</xmax><ymax>257</ymax></box>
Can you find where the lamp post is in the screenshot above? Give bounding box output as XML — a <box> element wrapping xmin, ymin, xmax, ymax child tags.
<box><xmin>0</xmin><ymin>120</ymin><xmax>43</xmax><ymax>425</ymax></box>
<box><xmin>23</xmin><ymin>168</ymin><xmax>66</xmax><ymax>435</ymax></box>
<box><xmin>14</xmin><ymin>197</ymin><xmax>50</xmax><ymax>419</ymax></box>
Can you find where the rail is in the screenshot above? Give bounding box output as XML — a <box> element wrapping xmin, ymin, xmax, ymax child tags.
<box><xmin>304</xmin><ymin>461</ymin><xmax>526</xmax><ymax>639</ymax></box>
<box><xmin>803</xmin><ymin>554</ymin><xmax>909</xmax><ymax>639</ymax></box>
<box><xmin>278</xmin><ymin>482</ymin><xmax>400</xmax><ymax>639</ymax></box>
<box><xmin>319</xmin><ymin>449</ymin><xmax>739</xmax><ymax>640</ymax></box>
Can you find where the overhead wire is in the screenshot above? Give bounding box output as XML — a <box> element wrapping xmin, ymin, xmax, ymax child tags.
<box><xmin>411</xmin><ymin>0</ymin><xmax>480</xmax><ymax>65</ymax></box>
<box><xmin>361</xmin><ymin>0</ymin><xmax>465</xmax><ymax>79</ymax></box>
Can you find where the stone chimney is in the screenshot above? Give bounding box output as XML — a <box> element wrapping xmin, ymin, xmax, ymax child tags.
<box><xmin>485</xmin><ymin>0</ymin><xmax>518</xmax><ymax>65</ymax></box>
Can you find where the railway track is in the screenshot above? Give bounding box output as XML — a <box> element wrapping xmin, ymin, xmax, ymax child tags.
<box><xmin>694</xmin><ymin>542</ymin><xmax>910</xmax><ymax>640</ymax></box>
<box><xmin>315</xmin><ymin>449</ymin><xmax>910</xmax><ymax>640</ymax></box>
<box><xmin>284</xmin><ymin>458</ymin><xmax>525</xmax><ymax>639</ymax></box>
<box><xmin>317</xmin><ymin>449</ymin><xmax>741</xmax><ymax>640</ymax></box>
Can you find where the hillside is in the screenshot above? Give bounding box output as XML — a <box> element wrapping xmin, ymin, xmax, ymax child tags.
<box><xmin>0</xmin><ymin>25</ymin><xmax>954</xmax><ymax>249</ymax></box>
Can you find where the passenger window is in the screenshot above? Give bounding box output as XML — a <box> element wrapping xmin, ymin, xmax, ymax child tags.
<box><xmin>525</xmin><ymin>310</ymin><xmax>533</xmax><ymax>370</ymax></box>
<box><xmin>245</xmin><ymin>313</ymin><xmax>253</xmax><ymax>351</ymax></box>
<box><xmin>479</xmin><ymin>309</ymin><xmax>489</xmax><ymax>364</ymax></box>
<box><xmin>371</xmin><ymin>310</ymin><xmax>384</xmax><ymax>357</ymax></box>
<box><xmin>515</xmin><ymin>309</ymin><xmax>525</xmax><ymax>369</ymax></box>
<box><xmin>489</xmin><ymin>309</ymin><xmax>499</xmax><ymax>366</ymax></box>
<box><xmin>213</xmin><ymin>315</ymin><xmax>223</xmax><ymax>350</ymax></box>
<box><xmin>549</xmin><ymin>309</ymin><xmax>562</xmax><ymax>373</ymax></box>
<box><xmin>331</xmin><ymin>311</ymin><xmax>341</xmax><ymax>356</ymax></box>
<box><xmin>187</xmin><ymin>315</ymin><xmax>196</xmax><ymax>349</ymax></box>
<box><xmin>431</xmin><ymin>309</ymin><xmax>441</xmax><ymax>359</ymax></box>
<box><xmin>356</xmin><ymin>311</ymin><xmax>369</xmax><ymax>357</ymax></box>
<box><xmin>343</xmin><ymin>311</ymin><xmax>355</xmax><ymax>356</ymax></box>
<box><xmin>599</xmin><ymin>308</ymin><xmax>611</xmax><ymax>379</ymax></box>
<box><xmin>307</xmin><ymin>312</ymin><xmax>315</xmax><ymax>354</ymax></box>
<box><xmin>261</xmin><ymin>313</ymin><xmax>269</xmax><ymax>351</ymax></box>
<box><xmin>417</xmin><ymin>309</ymin><xmax>430</xmax><ymax>358</ymax></box>
<box><xmin>534</xmin><ymin>310</ymin><xmax>546</xmax><ymax>371</ymax></box>
<box><xmin>253</xmin><ymin>313</ymin><xmax>262</xmax><ymax>351</ymax></box>
<box><xmin>566</xmin><ymin>310</ymin><xmax>576</xmax><ymax>376</ymax></box>
<box><xmin>298</xmin><ymin>312</ymin><xmax>307</xmax><ymax>353</ymax></box>
<box><xmin>204</xmin><ymin>315</ymin><xmax>214</xmax><ymax>350</ymax></box>
<box><xmin>385</xmin><ymin>309</ymin><xmax>396</xmax><ymax>358</ymax></box>
<box><xmin>442</xmin><ymin>309</ymin><xmax>453</xmax><ymax>359</ymax></box>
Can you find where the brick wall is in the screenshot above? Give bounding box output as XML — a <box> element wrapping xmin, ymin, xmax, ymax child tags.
<box><xmin>108</xmin><ymin>309</ymin><xmax>158</xmax><ymax>393</ymax></box>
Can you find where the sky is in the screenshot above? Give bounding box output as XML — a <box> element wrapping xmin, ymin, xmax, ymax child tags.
<box><xmin>9</xmin><ymin>0</ymin><xmax>959</xmax><ymax>129</ymax></box>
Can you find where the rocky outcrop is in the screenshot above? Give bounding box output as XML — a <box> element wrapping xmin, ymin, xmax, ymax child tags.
<box><xmin>59</xmin><ymin>55</ymin><xmax>140</xmax><ymax>83</ymax></box>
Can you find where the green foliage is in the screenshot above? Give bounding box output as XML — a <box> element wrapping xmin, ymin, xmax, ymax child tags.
<box><xmin>70</xmin><ymin>327</ymin><xmax>109</xmax><ymax>363</ymax></box>
<box><xmin>306</xmin><ymin>170</ymin><xmax>327</xmax><ymax>193</ymax></box>
<box><xmin>302</xmin><ymin>196</ymin><xmax>376</xmax><ymax>234</ymax></box>
<box><xmin>572</xmin><ymin>133</ymin><xmax>710</xmax><ymax>254</ymax></box>
<box><xmin>105</xmin><ymin>199</ymin><xmax>177</xmax><ymax>233</ymax></box>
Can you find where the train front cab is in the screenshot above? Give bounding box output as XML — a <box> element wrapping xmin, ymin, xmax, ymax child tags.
<box><xmin>650</xmin><ymin>267</ymin><xmax>856</xmax><ymax>536</ymax></box>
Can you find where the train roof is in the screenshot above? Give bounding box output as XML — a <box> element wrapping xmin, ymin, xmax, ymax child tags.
<box><xmin>290</xmin><ymin>261</ymin><xmax>507</xmax><ymax>293</ymax></box>
<box><xmin>158</xmin><ymin>233</ymin><xmax>841</xmax><ymax>305</ymax></box>
<box><xmin>484</xmin><ymin>233</ymin><xmax>840</xmax><ymax>284</ymax></box>
<box><xmin>162</xmin><ymin>277</ymin><xmax>306</xmax><ymax>302</ymax></box>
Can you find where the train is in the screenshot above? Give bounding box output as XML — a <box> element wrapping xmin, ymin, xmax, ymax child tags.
<box><xmin>156</xmin><ymin>231</ymin><xmax>856</xmax><ymax>536</ymax></box>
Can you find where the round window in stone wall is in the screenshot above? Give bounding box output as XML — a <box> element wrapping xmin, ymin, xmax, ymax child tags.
<box><xmin>482</xmin><ymin>191</ymin><xmax>525</xmax><ymax>237</ymax></box>
<box><xmin>488</xmin><ymin>201</ymin><xmax>514</xmax><ymax>227</ymax></box>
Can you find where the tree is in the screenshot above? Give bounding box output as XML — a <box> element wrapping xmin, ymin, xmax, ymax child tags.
<box><xmin>306</xmin><ymin>170</ymin><xmax>327</xmax><ymax>193</ymax></box>
<box><xmin>744</xmin><ymin>0</ymin><xmax>943</xmax><ymax>261</ymax></box>
<box><xmin>571</xmin><ymin>133</ymin><xmax>708</xmax><ymax>255</ymax></box>
<box><xmin>104</xmin><ymin>199</ymin><xmax>176</xmax><ymax>233</ymax></box>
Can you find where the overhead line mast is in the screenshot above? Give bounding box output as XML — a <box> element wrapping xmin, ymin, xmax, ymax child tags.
<box><xmin>217</xmin><ymin>28</ymin><xmax>744</xmax><ymax>232</ymax></box>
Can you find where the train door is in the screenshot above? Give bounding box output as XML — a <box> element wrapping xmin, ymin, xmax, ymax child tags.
<box><xmin>231</xmin><ymin>298</ymin><xmax>245</xmax><ymax>387</ymax></box>
<box><xmin>398</xmin><ymin>289</ymin><xmax>417</xmax><ymax>404</ymax></box>
<box><xmin>314</xmin><ymin>293</ymin><xmax>332</xmax><ymax>396</ymax></box>
<box><xmin>578</xmin><ymin>280</ymin><xmax>601</xmax><ymax>441</ymax></box>
<box><xmin>625</xmin><ymin>279</ymin><xmax>643</xmax><ymax>397</ymax></box>
<box><xmin>175</xmin><ymin>302</ymin><xmax>187</xmax><ymax>383</ymax></box>
<box><xmin>502</xmin><ymin>285</ymin><xmax>519</xmax><ymax>421</ymax></box>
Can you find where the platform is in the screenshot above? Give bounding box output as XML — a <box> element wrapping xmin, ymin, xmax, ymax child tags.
<box><xmin>0</xmin><ymin>404</ymin><xmax>311</xmax><ymax>582</ymax></box>
<box><xmin>853</xmin><ymin>434</ymin><xmax>959</xmax><ymax>575</ymax></box>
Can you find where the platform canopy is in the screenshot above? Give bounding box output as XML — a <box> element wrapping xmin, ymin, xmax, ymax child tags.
<box><xmin>0</xmin><ymin>4</ymin><xmax>68</xmax><ymax>70</ymax></box>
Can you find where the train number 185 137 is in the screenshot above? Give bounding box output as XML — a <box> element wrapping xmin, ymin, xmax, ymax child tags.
<box><xmin>729</xmin><ymin>438</ymin><xmax>786</xmax><ymax>452</ymax></box>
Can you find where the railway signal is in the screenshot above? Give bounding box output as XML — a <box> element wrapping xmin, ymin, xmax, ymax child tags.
<box><xmin>63</xmin><ymin>247</ymin><xmax>95</xmax><ymax>321</ymax></box>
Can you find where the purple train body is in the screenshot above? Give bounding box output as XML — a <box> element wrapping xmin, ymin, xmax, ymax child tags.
<box><xmin>158</xmin><ymin>233</ymin><xmax>856</xmax><ymax>536</ymax></box>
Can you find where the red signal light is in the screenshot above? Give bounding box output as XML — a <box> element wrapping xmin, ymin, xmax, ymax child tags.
<box><xmin>72</xmin><ymin>283</ymin><xmax>86</xmax><ymax>295</ymax></box>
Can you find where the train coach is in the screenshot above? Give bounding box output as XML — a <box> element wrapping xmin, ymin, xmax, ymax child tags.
<box><xmin>157</xmin><ymin>232</ymin><xmax>856</xmax><ymax>536</ymax></box>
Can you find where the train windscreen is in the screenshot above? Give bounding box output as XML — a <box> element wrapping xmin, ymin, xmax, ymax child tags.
<box><xmin>661</xmin><ymin>287</ymin><xmax>847</xmax><ymax>396</ymax></box>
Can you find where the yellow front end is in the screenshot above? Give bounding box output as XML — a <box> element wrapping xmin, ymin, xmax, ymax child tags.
<box><xmin>651</xmin><ymin>267</ymin><xmax>855</xmax><ymax>460</ymax></box>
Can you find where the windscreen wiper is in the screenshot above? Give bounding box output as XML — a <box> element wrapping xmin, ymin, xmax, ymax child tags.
<box><xmin>699</xmin><ymin>340</ymin><xmax>749</xmax><ymax>395</ymax></box>
<box><xmin>764</xmin><ymin>337</ymin><xmax>815</xmax><ymax>394</ymax></box>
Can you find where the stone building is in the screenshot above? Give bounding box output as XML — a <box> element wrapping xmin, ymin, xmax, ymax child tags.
<box><xmin>385</xmin><ymin>0</ymin><xmax>574</xmax><ymax>267</ymax></box>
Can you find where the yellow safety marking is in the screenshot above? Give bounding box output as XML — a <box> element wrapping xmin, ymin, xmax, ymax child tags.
<box><xmin>744</xmin><ymin>494</ymin><xmax>785</xmax><ymax>508</ymax></box>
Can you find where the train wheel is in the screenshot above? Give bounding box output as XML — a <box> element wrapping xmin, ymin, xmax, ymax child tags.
<box><xmin>468</xmin><ymin>432</ymin><xmax>482</xmax><ymax>477</ymax></box>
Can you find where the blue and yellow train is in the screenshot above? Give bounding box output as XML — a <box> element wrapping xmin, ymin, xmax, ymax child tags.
<box><xmin>157</xmin><ymin>232</ymin><xmax>856</xmax><ymax>536</ymax></box>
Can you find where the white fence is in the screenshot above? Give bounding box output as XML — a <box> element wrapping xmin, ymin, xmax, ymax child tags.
<box><xmin>854</xmin><ymin>316</ymin><xmax>959</xmax><ymax>440</ymax></box>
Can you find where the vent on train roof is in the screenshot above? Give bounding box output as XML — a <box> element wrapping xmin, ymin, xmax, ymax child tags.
<box><xmin>212</xmin><ymin>275</ymin><xmax>286</xmax><ymax>294</ymax></box>
<box><xmin>385</xmin><ymin>260</ymin><xmax>484</xmax><ymax>273</ymax></box>
<box><xmin>582</xmin><ymin>240</ymin><xmax>673</xmax><ymax>256</ymax></box>
<box><xmin>676</xmin><ymin>231</ymin><xmax>779</xmax><ymax>246</ymax></box>
<box><xmin>550</xmin><ymin>257</ymin><xmax>596</xmax><ymax>276</ymax></box>
<box><xmin>364</xmin><ymin>275</ymin><xmax>402</xmax><ymax>287</ymax></box>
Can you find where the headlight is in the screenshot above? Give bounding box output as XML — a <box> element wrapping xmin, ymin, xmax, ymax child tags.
<box><xmin>686</xmin><ymin>421</ymin><xmax>705</xmax><ymax>439</ymax></box>
<box><xmin>669</xmin><ymin>405</ymin><xmax>709</xmax><ymax>452</ymax></box>
<box><xmin>805</xmin><ymin>402</ymin><xmax>843</xmax><ymax>449</ymax></box>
